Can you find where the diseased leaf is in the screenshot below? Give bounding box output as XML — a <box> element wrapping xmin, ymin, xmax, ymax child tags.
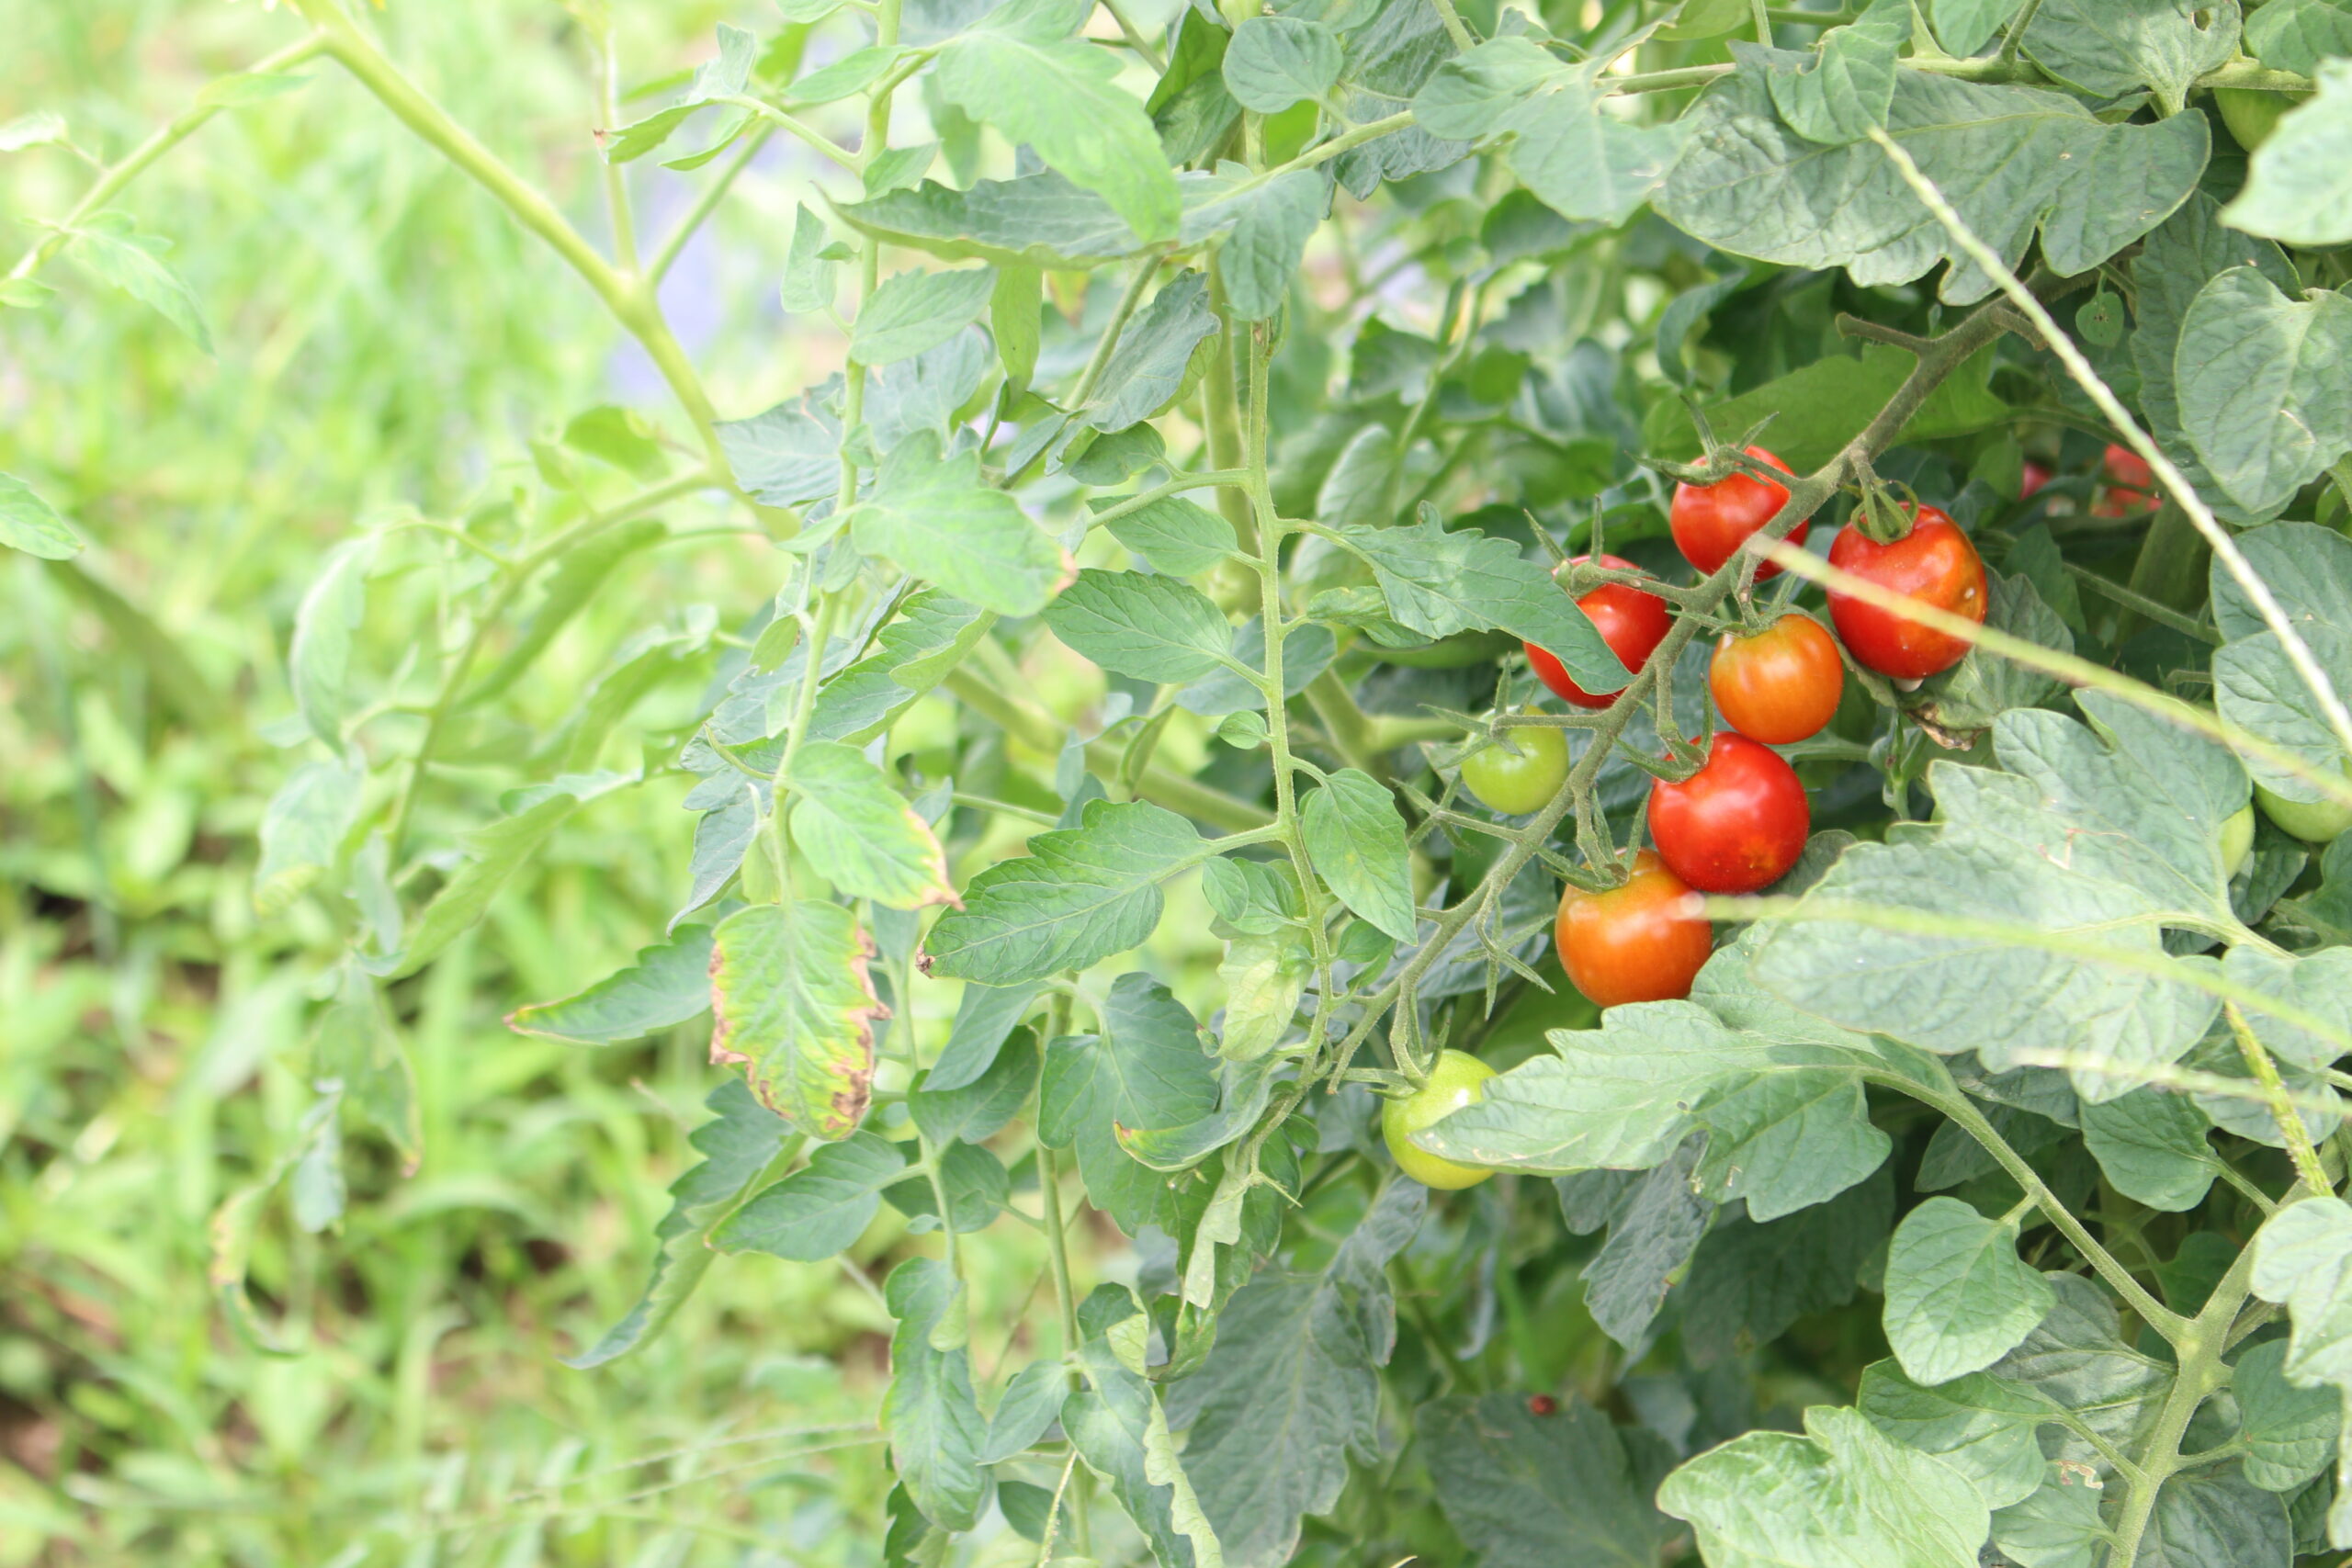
<box><xmin>709</xmin><ymin>898</ymin><xmax>886</xmax><ymax>1138</ymax></box>
<box><xmin>786</xmin><ymin>741</ymin><xmax>956</xmax><ymax>909</ymax></box>
<box><xmin>566</xmin><ymin>1081</ymin><xmax>791</xmax><ymax>1367</ymax></box>
<box><xmin>925</xmin><ymin>799</ymin><xmax>1204</xmax><ymax>985</ymax></box>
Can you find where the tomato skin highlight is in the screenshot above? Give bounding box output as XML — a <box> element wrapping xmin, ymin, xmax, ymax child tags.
<box><xmin>1649</xmin><ymin>733</ymin><xmax>1810</xmax><ymax>895</ymax></box>
<box><xmin>1525</xmin><ymin>554</ymin><xmax>1671</xmax><ymax>708</ymax></box>
<box><xmin>1382</xmin><ymin>1049</ymin><xmax>1498</xmax><ymax>1190</ymax></box>
<box><xmin>1555</xmin><ymin>850</ymin><xmax>1714</xmax><ymax>1008</ymax></box>
<box><xmin>1670</xmin><ymin>446</ymin><xmax>1804</xmax><ymax>578</ymax></box>
<box><xmin>2220</xmin><ymin>803</ymin><xmax>2256</xmax><ymax>876</ymax></box>
<box><xmin>1459</xmin><ymin>725</ymin><xmax>1570</xmax><ymax>816</ymax></box>
<box><xmin>1825</xmin><ymin>505</ymin><xmax>1987</xmax><ymax>680</ymax></box>
<box><xmin>1711</xmin><ymin>615</ymin><xmax>1844</xmax><ymax>745</ymax></box>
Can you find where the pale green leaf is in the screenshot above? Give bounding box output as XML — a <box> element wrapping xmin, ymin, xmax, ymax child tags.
<box><xmin>1043</xmin><ymin>567</ymin><xmax>1234</xmax><ymax>683</ymax></box>
<box><xmin>1038</xmin><ymin>973</ymin><xmax>1218</xmax><ymax>1233</ymax></box>
<box><xmin>850</xmin><ymin>267</ymin><xmax>996</xmax><ymax>367</ymax></box>
<box><xmin>882</xmin><ymin>1258</ymin><xmax>987</xmax><ymax>1530</ymax></box>
<box><xmin>0</xmin><ymin>471</ymin><xmax>82</xmax><ymax>559</ymax></box>
<box><xmin>2077</xmin><ymin>1089</ymin><xmax>2218</xmax><ymax>1212</ymax></box>
<box><xmin>1222</xmin><ymin>17</ymin><xmax>1341</xmax><ymax>114</ymax></box>
<box><xmin>1858</xmin><ymin>1363</ymin><xmax>2053</xmax><ymax>1511</ymax></box>
<box><xmin>1762</xmin><ymin>1</ymin><xmax>1910</xmax><ymax>144</ymax></box>
<box><xmin>67</xmin><ymin>213</ymin><xmax>213</xmax><ymax>353</ymax></box>
<box><xmin>1083</xmin><ymin>270</ymin><xmax>1218</xmax><ymax>432</ymax></box>
<box><xmin>1883</xmin><ymin>1197</ymin><xmax>2055</xmax><ymax>1386</ymax></box>
<box><xmin>851</xmin><ymin>431</ymin><xmax>1068</xmax><ymax>615</ymax></box>
<box><xmin>1097</xmin><ymin>491</ymin><xmax>1238</xmax><ymax>576</ymax></box>
<box><xmin>2177</xmin><ymin>267</ymin><xmax>2352</xmax><ymax>517</ymax></box>
<box><xmin>2245</xmin><ymin>0</ymin><xmax>2352</xmax><ymax>74</ymax></box>
<box><xmin>924</xmin><ymin>799</ymin><xmax>1204</xmax><ymax>984</ymax></box>
<box><xmin>508</xmin><ymin>926</ymin><xmax>717</xmax><ymax>1043</ymax></box>
<box><xmin>2022</xmin><ymin>0</ymin><xmax>2240</xmax><ymax>116</ymax></box>
<box><xmin>1300</xmin><ymin>769</ymin><xmax>1417</xmax><ymax>942</ymax></box>
<box><xmin>780</xmin><ymin>203</ymin><xmax>836</xmax><ymax>316</ymax></box>
<box><xmin>786</xmin><ymin>741</ymin><xmax>956</xmax><ymax>909</ymax></box>
<box><xmin>1216</xmin><ymin>168</ymin><xmax>1323</xmax><ymax>321</ymax></box>
<box><xmin>254</xmin><ymin>758</ymin><xmax>361</xmax><ymax>916</ymax></box>
<box><xmin>2225</xmin><ymin>61</ymin><xmax>2352</xmax><ymax>246</ymax></box>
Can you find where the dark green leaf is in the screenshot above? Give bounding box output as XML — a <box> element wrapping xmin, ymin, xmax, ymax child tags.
<box><xmin>1300</xmin><ymin>768</ymin><xmax>1417</xmax><ymax>942</ymax></box>
<box><xmin>1417</xmin><ymin>1393</ymin><xmax>1668</xmax><ymax>1568</ymax></box>
<box><xmin>1044</xmin><ymin>567</ymin><xmax>1235</xmax><ymax>683</ymax></box>
<box><xmin>882</xmin><ymin>1258</ymin><xmax>988</xmax><ymax>1530</ymax></box>
<box><xmin>716</xmin><ymin>1129</ymin><xmax>904</xmax><ymax>1260</ymax></box>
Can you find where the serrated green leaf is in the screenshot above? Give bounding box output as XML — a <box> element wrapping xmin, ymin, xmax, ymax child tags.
<box><xmin>925</xmin><ymin>799</ymin><xmax>1205</xmax><ymax>984</ymax></box>
<box><xmin>1762</xmin><ymin>1</ymin><xmax>1910</xmax><ymax>145</ymax></box>
<box><xmin>1222</xmin><ymin>17</ymin><xmax>1341</xmax><ymax>114</ymax></box>
<box><xmin>717</xmin><ymin>392</ymin><xmax>841</xmax><ymax>508</ymax></box>
<box><xmin>932</xmin><ymin>0</ymin><xmax>1181</xmax><ymax>244</ymax></box>
<box><xmin>566</xmin><ymin>1081</ymin><xmax>792</xmax><ymax>1367</ymax></box>
<box><xmin>2022</xmin><ymin>0</ymin><xmax>2240</xmax><ymax>116</ymax></box>
<box><xmin>508</xmin><ymin>926</ymin><xmax>716</xmax><ymax>1043</ymax></box>
<box><xmin>2237</xmin><ymin>1338</ymin><xmax>2342</xmax><ymax>1494</ymax></box>
<box><xmin>884</xmin><ymin>1139</ymin><xmax>1007</xmax><ymax>1232</ymax></box>
<box><xmin>1331</xmin><ymin>513</ymin><xmax>1627</xmax><ymax>694</ymax></box>
<box><xmin>882</xmin><ymin>1258</ymin><xmax>987</xmax><ymax>1530</ymax></box>
<box><xmin>786</xmin><ymin>741</ymin><xmax>956</xmax><ymax>909</ymax></box>
<box><xmin>605</xmin><ymin>23</ymin><xmax>756</xmax><ymax>162</ymax></box>
<box><xmin>1926</xmin><ymin>0</ymin><xmax>2023</xmax><ymax>54</ymax></box>
<box><xmin>910</xmin><ymin>1029</ymin><xmax>1038</xmax><ymax>1145</ymax></box>
<box><xmin>850</xmin><ymin>267</ymin><xmax>996</xmax><ymax>367</ymax></box>
<box><xmin>1096</xmin><ymin>491</ymin><xmax>1238</xmax><ymax>576</ymax></box>
<box><xmin>1657</xmin><ymin>1404</ymin><xmax>1990</xmax><ymax>1568</ymax></box>
<box><xmin>1084</xmin><ymin>271</ymin><xmax>1219</xmax><ymax>432</ymax></box>
<box><xmin>1657</xmin><ymin>63</ymin><xmax>2206</xmax><ymax>303</ymax></box>
<box><xmin>1883</xmin><ymin>1197</ymin><xmax>2054</xmax><ymax>1386</ymax></box>
<box><xmin>1858</xmin><ymin>1363</ymin><xmax>2053</xmax><ymax>1510</ymax></box>
<box><xmin>1641</xmin><ymin>341</ymin><xmax>2008</xmax><ymax>472</ymax></box>
<box><xmin>1044</xmin><ymin>567</ymin><xmax>1234</xmax><ymax>684</ymax></box>
<box><xmin>1582</xmin><ymin>1139</ymin><xmax>1714</xmax><ymax>1350</ymax></box>
<box><xmin>780</xmin><ymin>203</ymin><xmax>837</xmax><ymax>316</ymax></box>
<box><xmin>2177</xmin><ymin>267</ymin><xmax>2352</xmax><ymax>518</ymax></box>
<box><xmin>1417</xmin><ymin>1393</ymin><xmax>1668</xmax><ymax>1568</ymax></box>
<box><xmin>980</xmin><ymin>1360</ymin><xmax>1068</xmax><ymax>1465</ymax></box>
<box><xmin>1039</xmin><ymin>973</ymin><xmax>1218</xmax><ymax>1233</ymax></box>
<box><xmin>1216</xmin><ymin>168</ymin><xmax>1323</xmax><ymax>321</ymax></box>
<box><xmin>1411</xmin><ymin>39</ymin><xmax>1685</xmax><ymax>223</ymax></box>
<box><xmin>1911</xmin><ymin>571</ymin><xmax>2072</xmax><ymax>739</ymax></box>
<box><xmin>1068</xmin><ymin>1294</ymin><xmax>1227</xmax><ymax>1568</ymax></box>
<box><xmin>254</xmin><ymin>757</ymin><xmax>361</xmax><ymax>916</ymax></box>
<box><xmin>1300</xmin><ymin>768</ymin><xmax>1416</xmax><ymax>942</ymax></box>
<box><xmin>1988</xmin><ymin>1463</ymin><xmax>2109</xmax><ymax>1568</ymax></box>
<box><xmin>2141</xmin><ymin>1467</ymin><xmax>2293</xmax><ymax>1568</ymax></box>
<box><xmin>851</xmin><ymin>431</ymin><xmax>1067</xmax><ymax>615</ymax></box>
<box><xmin>0</xmin><ymin>472</ymin><xmax>82</xmax><ymax>559</ymax></box>
<box><xmin>709</xmin><ymin>898</ymin><xmax>885</xmax><ymax>1138</ymax></box>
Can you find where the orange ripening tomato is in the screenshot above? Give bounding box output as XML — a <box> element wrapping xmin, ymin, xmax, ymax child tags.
<box><xmin>1711</xmin><ymin>615</ymin><xmax>1843</xmax><ymax>745</ymax></box>
<box><xmin>1555</xmin><ymin>850</ymin><xmax>1713</xmax><ymax>1007</ymax></box>
<box><xmin>1825</xmin><ymin>504</ymin><xmax>1987</xmax><ymax>680</ymax></box>
<box><xmin>1525</xmin><ymin>554</ymin><xmax>1670</xmax><ymax>709</ymax></box>
<box><xmin>1670</xmin><ymin>446</ymin><xmax>1804</xmax><ymax>578</ymax></box>
<box><xmin>1649</xmin><ymin>733</ymin><xmax>1810</xmax><ymax>895</ymax></box>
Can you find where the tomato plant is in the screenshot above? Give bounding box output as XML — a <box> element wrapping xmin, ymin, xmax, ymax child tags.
<box><xmin>1826</xmin><ymin>503</ymin><xmax>1989</xmax><ymax>680</ymax></box>
<box><xmin>1671</xmin><ymin>444</ymin><xmax>1803</xmax><ymax>578</ymax></box>
<box><xmin>1711</xmin><ymin>615</ymin><xmax>1845</xmax><ymax>744</ymax></box>
<box><xmin>12</xmin><ymin>3</ymin><xmax>2352</xmax><ymax>1567</ymax></box>
<box><xmin>1555</xmin><ymin>850</ymin><xmax>1714</xmax><ymax>1008</ymax></box>
<box><xmin>1525</xmin><ymin>554</ymin><xmax>1670</xmax><ymax>707</ymax></box>
<box><xmin>1458</xmin><ymin>724</ymin><xmax>1570</xmax><ymax>815</ymax></box>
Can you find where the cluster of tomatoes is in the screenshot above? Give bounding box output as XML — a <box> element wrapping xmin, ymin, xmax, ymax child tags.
<box><xmin>1464</xmin><ymin>445</ymin><xmax>1996</xmax><ymax>1005</ymax></box>
<box><xmin>1389</xmin><ymin>447</ymin><xmax>1996</xmax><ymax>1189</ymax></box>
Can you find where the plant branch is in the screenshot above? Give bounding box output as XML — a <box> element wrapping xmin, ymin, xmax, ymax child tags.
<box><xmin>648</xmin><ymin>124</ymin><xmax>775</xmax><ymax>286</ymax></box>
<box><xmin>1868</xmin><ymin>127</ymin><xmax>2352</xmax><ymax>776</ymax></box>
<box><xmin>7</xmin><ymin>31</ymin><xmax>332</xmax><ymax>286</ymax></box>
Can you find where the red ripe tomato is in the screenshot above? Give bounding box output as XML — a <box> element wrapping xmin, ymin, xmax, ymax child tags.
<box><xmin>2019</xmin><ymin>461</ymin><xmax>2052</xmax><ymax>501</ymax></box>
<box><xmin>1669</xmin><ymin>446</ymin><xmax>1804</xmax><ymax>579</ymax></box>
<box><xmin>1825</xmin><ymin>504</ymin><xmax>1987</xmax><ymax>680</ymax></box>
<box><xmin>1555</xmin><ymin>850</ymin><xmax>1713</xmax><ymax>1008</ymax></box>
<box><xmin>1649</xmin><ymin>733</ymin><xmax>1810</xmax><ymax>895</ymax></box>
<box><xmin>2093</xmin><ymin>443</ymin><xmax>2154</xmax><ymax>517</ymax></box>
<box><xmin>1711</xmin><ymin>615</ymin><xmax>1844</xmax><ymax>744</ymax></box>
<box><xmin>1525</xmin><ymin>554</ymin><xmax>1670</xmax><ymax>709</ymax></box>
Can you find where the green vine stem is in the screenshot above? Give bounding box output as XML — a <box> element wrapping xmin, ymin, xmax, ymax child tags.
<box><xmin>6</xmin><ymin>31</ymin><xmax>333</xmax><ymax>287</ymax></box>
<box><xmin>282</xmin><ymin>0</ymin><xmax>729</xmax><ymax>473</ymax></box>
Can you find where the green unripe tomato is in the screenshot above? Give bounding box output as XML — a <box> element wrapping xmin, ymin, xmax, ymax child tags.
<box><xmin>1458</xmin><ymin>726</ymin><xmax>1570</xmax><ymax>816</ymax></box>
<box><xmin>2220</xmin><ymin>804</ymin><xmax>2256</xmax><ymax>878</ymax></box>
<box><xmin>1382</xmin><ymin>1049</ymin><xmax>1498</xmax><ymax>1190</ymax></box>
<box><xmin>2216</xmin><ymin>87</ymin><xmax>2311</xmax><ymax>152</ymax></box>
<box><xmin>2255</xmin><ymin>781</ymin><xmax>2352</xmax><ymax>845</ymax></box>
